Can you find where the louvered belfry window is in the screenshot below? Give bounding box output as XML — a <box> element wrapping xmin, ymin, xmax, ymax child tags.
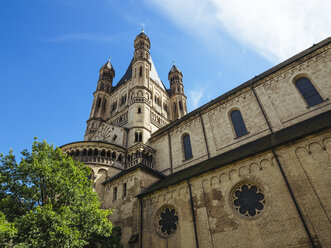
<box><xmin>183</xmin><ymin>134</ymin><xmax>193</xmax><ymax>160</ymax></box>
<box><xmin>295</xmin><ymin>77</ymin><xmax>323</xmax><ymax>107</ymax></box>
<box><xmin>231</xmin><ymin>110</ymin><xmax>248</xmax><ymax>138</ymax></box>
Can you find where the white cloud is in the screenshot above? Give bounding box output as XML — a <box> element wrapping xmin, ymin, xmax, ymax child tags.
<box><xmin>189</xmin><ymin>89</ymin><xmax>204</xmax><ymax>109</ymax></box>
<box><xmin>145</xmin><ymin>0</ymin><xmax>331</xmax><ymax>62</ymax></box>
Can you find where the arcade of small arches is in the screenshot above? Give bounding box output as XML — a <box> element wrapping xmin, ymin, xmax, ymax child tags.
<box><xmin>66</xmin><ymin>148</ymin><xmax>124</xmax><ymax>162</ymax></box>
<box><xmin>64</xmin><ymin>146</ymin><xmax>155</xmax><ymax>169</ymax></box>
<box><xmin>126</xmin><ymin>150</ymin><xmax>154</xmax><ymax>169</ymax></box>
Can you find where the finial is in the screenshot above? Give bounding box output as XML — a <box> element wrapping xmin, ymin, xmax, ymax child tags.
<box><xmin>108</xmin><ymin>57</ymin><xmax>111</xmax><ymax>62</ymax></box>
<box><xmin>140</xmin><ymin>23</ymin><xmax>145</xmax><ymax>33</ymax></box>
<box><xmin>172</xmin><ymin>60</ymin><xmax>175</xmax><ymax>65</ymax></box>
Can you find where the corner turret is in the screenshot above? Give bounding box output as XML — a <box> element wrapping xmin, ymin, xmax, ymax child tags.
<box><xmin>169</xmin><ymin>63</ymin><xmax>187</xmax><ymax>120</ymax></box>
<box><xmin>84</xmin><ymin>58</ymin><xmax>115</xmax><ymax>140</ymax></box>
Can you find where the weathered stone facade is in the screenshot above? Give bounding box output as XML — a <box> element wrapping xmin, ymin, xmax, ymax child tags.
<box><xmin>61</xmin><ymin>34</ymin><xmax>331</xmax><ymax>247</ymax></box>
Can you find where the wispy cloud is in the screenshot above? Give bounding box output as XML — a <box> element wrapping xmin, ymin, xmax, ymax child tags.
<box><xmin>43</xmin><ymin>33</ymin><xmax>118</xmax><ymax>42</ymax></box>
<box><xmin>145</xmin><ymin>0</ymin><xmax>331</xmax><ymax>62</ymax></box>
<box><xmin>189</xmin><ymin>89</ymin><xmax>204</xmax><ymax>109</ymax></box>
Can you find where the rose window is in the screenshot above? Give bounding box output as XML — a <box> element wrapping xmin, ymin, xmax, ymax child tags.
<box><xmin>232</xmin><ymin>183</ymin><xmax>265</xmax><ymax>217</ymax></box>
<box><xmin>156</xmin><ymin>206</ymin><xmax>178</xmax><ymax>237</ymax></box>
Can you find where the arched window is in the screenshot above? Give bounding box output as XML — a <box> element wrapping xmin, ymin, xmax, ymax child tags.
<box><xmin>295</xmin><ymin>77</ymin><xmax>323</xmax><ymax>107</ymax></box>
<box><xmin>113</xmin><ymin>187</ymin><xmax>117</xmax><ymax>201</ymax></box>
<box><xmin>101</xmin><ymin>149</ymin><xmax>106</xmax><ymax>157</ymax></box>
<box><xmin>93</xmin><ymin>148</ymin><xmax>98</xmax><ymax>156</ymax></box>
<box><xmin>135</xmin><ymin>132</ymin><xmax>139</xmax><ymax>142</ymax></box>
<box><xmin>87</xmin><ymin>149</ymin><xmax>93</xmax><ymax>156</ymax></box>
<box><xmin>123</xmin><ymin>183</ymin><xmax>127</xmax><ymax>198</ymax></box>
<box><xmin>138</xmin><ymin>132</ymin><xmax>142</xmax><ymax>142</ymax></box>
<box><xmin>163</xmin><ymin>104</ymin><xmax>168</xmax><ymax>113</ymax></box>
<box><xmin>182</xmin><ymin>134</ymin><xmax>193</xmax><ymax>160</ymax></box>
<box><xmin>96</xmin><ymin>97</ymin><xmax>101</xmax><ymax>109</ymax></box>
<box><xmin>102</xmin><ymin>99</ymin><xmax>107</xmax><ymax>112</ymax></box>
<box><xmin>179</xmin><ymin>101</ymin><xmax>183</xmax><ymax>110</ymax></box>
<box><xmin>112</xmin><ymin>101</ymin><xmax>117</xmax><ymax>112</ymax></box>
<box><xmin>139</xmin><ymin>66</ymin><xmax>142</xmax><ymax>77</ymax></box>
<box><xmin>137</xmin><ymin>107</ymin><xmax>142</xmax><ymax>114</ymax></box>
<box><xmin>230</xmin><ymin>110</ymin><xmax>248</xmax><ymax>138</ymax></box>
<box><xmin>118</xmin><ymin>154</ymin><xmax>122</xmax><ymax>162</ymax></box>
<box><xmin>82</xmin><ymin>149</ymin><xmax>87</xmax><ymax>156</ymax></box>
<box><xmin>112</xmin><ymin>152</ymin><xmax>116</xmax><ymax>159</ymax></box>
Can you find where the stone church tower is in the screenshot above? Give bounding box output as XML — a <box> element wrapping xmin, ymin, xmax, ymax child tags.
<box><xmin>169</xmin><ymin>64</ymin><xmax>187</xmax><ymax>120</ymax></box>
<box><xmin>85</xmin><ymin>59</ymin><xmax>115</xmax><ymax>140</ymax></box>
<box><xmin>62</xmin><ymin>35</ymin><xmax>331</xmax><ymax>248</ymax></box>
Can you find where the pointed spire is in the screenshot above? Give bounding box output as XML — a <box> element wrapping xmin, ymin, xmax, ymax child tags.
<box><xmin>135</xmin><ymin>27</ymin><xmax>150</xmax><ymax>42</ymax></box>
<box><xmin>168</xmin><ymin>62</ymin><xmax>183</xmax><ymax>83</ymax></box>
<box><xmin>101</xmin><ymin>57</ymin><xmax>113</xmax><ymax>70</ymax></box>
<box><xmin>169</xmin><ymin>64</ymin><xmax>181</xmax><ymax>74</ymax></box>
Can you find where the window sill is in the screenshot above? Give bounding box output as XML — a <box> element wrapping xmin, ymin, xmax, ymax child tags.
<box><xmin>182</xmin><ymin>156</ymin><xmax>193</xmax><ymax>162</ymax></box>
<box><xmin>233</xmin><ymin>132</ymin><xmax>250</xmax><ymax>140</ymax></box>
<box><xmin>306</xmin><ymin>98</ymin><xmax>329</xmax><ymax>109</ymax></box>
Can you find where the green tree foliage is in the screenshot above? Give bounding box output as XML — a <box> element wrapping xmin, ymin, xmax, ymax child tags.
<box><xmin>0</xmin><ymin>139</ymin><xmax>121</xmax><ymax>247</ymax></box>
<box><xmin>0</xmin><ymin>212</ymin><xmax>17</xmax><ymax>246</ymax></box>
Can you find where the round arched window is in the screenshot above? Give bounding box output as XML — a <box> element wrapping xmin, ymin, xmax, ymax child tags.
<box><xmin>156</xmin><ymin>206</ymin><xmax>178</xmax><ymax>238</ymax></box>
<box><xmin>232</xmin><ymin>183</ymin><xmax>265</xmax><ymax>217</ymax></box>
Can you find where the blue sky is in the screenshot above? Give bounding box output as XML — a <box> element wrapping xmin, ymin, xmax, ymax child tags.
<box><xmin>0</xmin><ymin>0</ymin><xmax>330</xmax><ymax>156</ymax></box>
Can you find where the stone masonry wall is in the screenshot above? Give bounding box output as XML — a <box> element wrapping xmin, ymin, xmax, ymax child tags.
<box><xmin>150</xmin><ymin>43</ymin><xmax>331</xmax><ymax>177</ymax></box>
<box><xmin>142</xmin><ymin>129</ymin><xmax>331</xmax><ymax>247</ymax></box>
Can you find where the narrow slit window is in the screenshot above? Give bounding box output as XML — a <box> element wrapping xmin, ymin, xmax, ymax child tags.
<box><xmin>230</xmin><ymin>110</ymin><xmax>248</xmax><ymax>138</ymax></box>
<box><xmin>102</xmin><ymin>99</ymin><xmax>107</xmax><ymax>112</ymax></box>
<box><xmin>139</xmin><ymin>66</ymin><xmax>142</xmax><ymax>77</ymax></box>
<box><xmin>96</xmin><ymin>97</ymin><xmax>101</xmax><ymax>109</ymax></box>
<box><xmin>113</xmin><ymin>187</ymin><xmax>117</xmax><ymax>201</ymax></box>
<box><xmin>179</xmin><ymin>101</ymin><xmax>183</xmax><ymax>110</ymax></box>
<box><xmin>183</xmin><ymin>134</ymin><xmax>193</xmax><ymax>160</ymax></box>
<box><xmin>123</xmin><ymin>183</ymin><xmax>127</xmax><ymax>198</ymax></box>
<box><xmin>295</xmin><ymin>77</ymin><xmax>323</xmax><ymax>107</ymax></box>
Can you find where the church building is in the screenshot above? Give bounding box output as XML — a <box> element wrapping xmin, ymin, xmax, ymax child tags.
<box><xmin>61</xmin><ymin>33</ymin><xmax>331</xmax><ymax>248</ymax></box>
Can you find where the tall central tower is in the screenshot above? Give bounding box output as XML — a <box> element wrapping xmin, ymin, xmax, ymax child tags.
<box><xmin>83</xmin><ymin>31</ymin><xmax>188</xmax><ymax>145</ymax></box>
<box><xmin>127</xmin><ymin>31</ymin><xmax>153</xmax><ymax>147</ymax></box>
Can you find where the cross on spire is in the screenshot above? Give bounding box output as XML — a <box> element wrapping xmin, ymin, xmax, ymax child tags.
<box><xmin>140</xmin><ymin>23</ymin><xmax>145</xmax><ymax>33</ymax></box>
